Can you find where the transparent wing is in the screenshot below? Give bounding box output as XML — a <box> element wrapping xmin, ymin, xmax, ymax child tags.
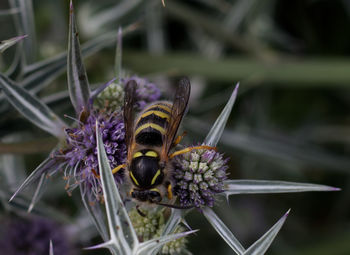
<box><xmin>163</xmin><ymin>77</ymin><xmax>191</xmax><ymax>156</ymax></box>
<box><xmin>124</xmin><ymin>80</ymin><xmax>137</xmax><ymax>161</ymax></box>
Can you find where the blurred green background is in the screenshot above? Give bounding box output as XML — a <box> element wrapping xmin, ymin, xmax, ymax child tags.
<box><xmin>0</xmin><ymin>0</ymin><xmax>349</xmax><ymax>254</ymax></box>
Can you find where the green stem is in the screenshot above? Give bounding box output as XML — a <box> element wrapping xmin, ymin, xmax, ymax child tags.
<box><xmin>0</xmin><ymin>137</ymin><xmax>57</xmax><ymax>154</ymax></box>
<box><xmin>124</xmin><ymin>50</ymin><xmax>350</xmax><ymax>86</ymax></box>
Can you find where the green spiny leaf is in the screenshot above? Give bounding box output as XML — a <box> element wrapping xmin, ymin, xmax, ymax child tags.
<box><xmin>49</xmin><ymin>240</ymin><xmax>54</xmax><ymax>255</ymax></box>
<box><xmin>9</xmin><ymin>156</ymin><xmax>61</xmax><ymax>202</ymax></box>
<box><xmin>204</xmin><ymin>83</ymin><xmax>239</xmax><ymax>146</ymax></box>
<box><xmin>96</xmin><ymin>120</ymin><xmax>138</xmax><ymax>254</ymax></box>
<box><xmin>243</xmin><ymin>210</ymin><xmax>290</xmax><ymax>255</ymax></box>
<box><xmin>115</xmin><ymin>27</ymin><xmax>123</xmax><ymax>80</ymax></box>
<box><xmin>67</xmin><ymin>0</ymin><xmax>91</xmax><ymax>115</ymax></box>
<box><xmin>202</xmin><ymin>207</ymin><xmax>245</xmax><ymax>255</ymax></box>
<box><xmin>223</xmin><ymin>180</ymin><xmax>340</xmax><ymax>196</ymax></box>
<box><xmin>80</xmin><ymin>183</ymin><xmax>109</xmax><ymax>242</ymax></box>
<box><xmin>0</xmin><ymin>35</ymin><xmax>27</xmax><ymax>53</ymax></box>
<box><xmin>78</xmin><ymin>0</ymin><xmax>143</xmax><ymax>37</ymax></box>
<box><xmin>27</xmin><ymin>173</ymin><xmax>47</xmax><ymax>213</ymax></box>
<box><xmin>9</xmin><ymin>0</ymin><xmax>37</xmax><ymax>65</ymax></box>
<box><xmin>0</xmin><ymin>73</ymin><xmax>66</xmax><ymax>137</ymax></box>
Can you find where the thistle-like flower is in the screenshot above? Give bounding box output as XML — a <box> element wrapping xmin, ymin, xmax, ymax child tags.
<box><xmin>60</xmin><ymin>75</ymin><xmax>161</xmax><ymax>199</ymax></box>
<box><xmin>0</xmin><ymin>3</ymin><xmax>163</xmax><ymax>203</ymax></box>
<box><xmin>173</xmin><ymin>148</ymin><xmax>228</xmax><ymax>208</ymax></box>
<box><xmin>94</xmin><ymin>76</ymin><xmax>161</xmax><ymax>112</ymax></box>
<box><xmin>156</xmin><ymin>226</ymin><xmax>188</xmax><ymax>255</ymax></box>
<box><xmin>122</xmin><ymin>76</ymin><xmax>161</xmax><ymax>110</ymax></box>
<box><xmin>129</xmin><ymin>208</ymin><xmax>188</xmax><ymax>254</ymax></box>
<box><xmin>0</xmin><ymin>2</ymin><xmax>340</xmax><ymax>255</ymax></box>
<box><xmin>94</xmin><ymin>82</ymin><xmax>125</xmax><ymax>111</ymax></box>
<box><xmin>0</xmin><ymin>217</ymin><xmax>74</xmax><ymax>255</ymax></box>
<box><xmin>61</xmin><ymin>110</ymin><xmax>126</xmax><ymax>199</ymax></box>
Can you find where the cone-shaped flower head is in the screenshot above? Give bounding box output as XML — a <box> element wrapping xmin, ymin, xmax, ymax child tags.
<box><xmin>94</xmin><ymin>82</ymin><xmax>125</xmax><ymax>111</ymax></box>
<box><xmin>94</xmin><ymin>76</ymin><xmax>161</xmax><ymax>112</ymax></box>
<box><xmin>173</xmin><ymin>148</ymin><xmax>229</xmax><ymax>208</ymax></box>
<box><xmin>59</xmin><ymin>76</ymin><xmax>162</xmax><ymax>200</ymax></box>
<box><xmin>122</xmin><ymin>76</ymin><xmax>161</xmax><ymax>110</ymax></box>
<box><xmin>129</xmin><ymin>208</ymin><xmax>188</xmax><ymax>254</ymax></box>
<box><xmin>61</xmin><ymin>110</ymin><xmax>126</xmax><ymax>200</ymax></box>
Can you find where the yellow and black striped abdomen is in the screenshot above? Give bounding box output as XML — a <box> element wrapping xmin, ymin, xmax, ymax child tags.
<box><xmin>134</xmin><ymin>102</ymin><xmax>172</xmax><ymax>146</ymax></box>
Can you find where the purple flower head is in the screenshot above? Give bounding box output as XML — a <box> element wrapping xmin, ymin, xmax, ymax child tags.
<box><xmin>53</xmin><ymin>77</ymin><xmax>162</xmax><ymax>201</ymax></box>
<box><xmin>0</xmin><ymin>217</ymin><xmax>74</xmax><ymax>255</ymax></box>
<box><xmin>60</xmin><ymin>110</ymin><xmax>126</xmax><ymax>200</ymax></box>
<box><xmin>173</xmin><ymin>147</ymin><xmax>229</xmax><ymax>208</ymax></box>
<box><xmin>122</xmin><ymin>76</ymin><xmax>161</xmax><ymax>110</ymax></box>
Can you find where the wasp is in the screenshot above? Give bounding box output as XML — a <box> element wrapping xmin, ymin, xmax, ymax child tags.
<box><xmin>111</xmin><ymin>78</ymin><xmax>214</xmax><ymax>209</ymax></box>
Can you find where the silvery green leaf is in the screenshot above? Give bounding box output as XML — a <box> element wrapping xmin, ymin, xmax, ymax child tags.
<box><xmin>16</xmin><ymin>23</ymin><xmax>137</xmax><ymax>96</ymax></box>
<box><xmin>23</xmin><ymin>28</ymin><xmax>126</xmax><ymax>77</ymax></box>
<box><xmin>136</xmin><ymin>230</ymin><xmax>198</xmax><ymax>255</ymax></box>
<box><xmin>49</xmin><ymin>240</ymin><xmax>54</xmax><ymax>255</ymax></box>
<box><xmin>0</xmin><ymin>35</ymin><xmax>27</xmax><ymax>53</ymax></box>
<box><xmin>80</xmin><ymin>183</ymin><xmax>109</xmax><ymax>242</ymax></box>
<box><xmin>145</xmin><ymin>1</ymin><xmax>165</xmax><ymax>54</ymax></box>
<box><xmin>161</xmin><ymin>208</ymin><xmax>184</xmax><ymax>236</ymax></box>
<box><xmin>79</xmin><ymin>0</ymin><xmax>142</xmax><ymax>36</ymax></box>
<box><xmin>187</xmin><ymin>118</ymin><xmax>350</xmax><ymax>173</ymax></box>
<box><xmin>43</xmin><ymin>90</ymin><xmax>70</xmax><ymax>108</ymax></box>
<box><xmin>243</xmin><ymin>209</ymin><xmax>290</xmax><ymax>255</ymax></box>
<box><xmin>67</xmin><ymin>0</ymin><xmax>91</xmax><ymax>114</ymax></box>
<box><xmin>9</xmin><ymin>156</ymin><xmax>60</xmax><ymax>202</ymax></box>
<box><xmin>2</xmin><ymin>187</ymin><xmax>72</xmax><ymax>223</ymax></box>
<box><xmin>4</xmin><ymin>47</ymin><xmax>22</xmax><ymax>79</ymax></box>
<box><xmin>223</xmin><ymin>180</ymin><xmax>340</xmax><ymax>196</ymax></box>
<box><xmin>204</xmin><ymin>83</ymin><xmax>239</xmax><ymax>146</ymax></box>
<box><xmin>115</xmin><ymin>27</ymin><xmax>123</xmax><ymax>80</ymax></box>
<box><xmin>1</xmin><ymin>136</ymin><xmax>26</xmax><ymax>187</ymax></box>
<box><xmin>28</xmin><ymin>173</ymin><xmax>47</xmax><ymax>212</ymax></box>
<box><xmin>19</xmin><ymin>31</ymin><xmax>114</xmax><ymax>95</ymax></box>
<box><xmin>0</xmin><ymin>73</ymin><xmax>66</xmax><ymax>137</ymax></box>
<box><xmin>9</xmin><ymin>0</ymin><xmax>37</xmax><ymax>65</ymax></box>
<box><xmin>202</xmin><ymin>207</ymin><xmax>245</xmax><ymax>255</ymax></box>
<box><xmin>21</xmin><ymin>57</ymin><xmax>66</xmax><ymax>94</ymax></box>
<box><xmin>96</xmin><ymin>121</ymin><xmax>138</xmax><ymax>254</ymax></box>
<box><xmin>0</xmin><ymin>8</ymin><xmax>19</xmax><ymax>16</ymax></box>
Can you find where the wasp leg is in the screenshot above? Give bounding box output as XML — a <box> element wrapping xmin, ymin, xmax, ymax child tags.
<box><xmin>169</xmin><ymin>145</ymin><xmax>217</xmax><ymax>159</ymax></box>
<box><xmin>112</xmin><ymin>164</ymin><xmax>126</xmax><ymax>174</ymax></box>
<box><xmin>91</xmin><ymin>169</ymin><xmax>99</xmax><ymax>178</ymax></box>
<box><xmin>167</xmin><ymin>183</ymin><xmax>173</xmax><ymax>200</ymax></box>
<box><xmin>91</xmin><ymin>164</ymin><xmax>126</xmax><ymax>178</ymax></box>
<box><xmin>136</xmin><ymin>205</ymin><xmax>146</xmax><ymax>217</ymax></box>
<box><xmin>173</xmin><ymin>131</ymin><xmax>187</xmax><ymax>147</ymax></box>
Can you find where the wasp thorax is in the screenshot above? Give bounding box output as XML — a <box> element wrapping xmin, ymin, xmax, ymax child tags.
<box><xmin>130</xmin><ymin>149</ymin><xmax>164</xmax><ymax>189</ymax></box>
